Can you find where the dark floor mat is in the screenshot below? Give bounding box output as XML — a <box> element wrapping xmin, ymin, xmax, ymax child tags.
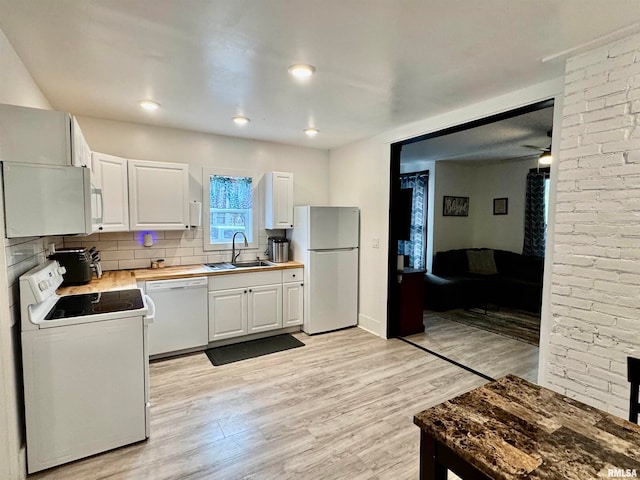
<box><xmin>205</xmin><ymin>334</ymin><xmax>305</xmax><ymax>366</ymax></box>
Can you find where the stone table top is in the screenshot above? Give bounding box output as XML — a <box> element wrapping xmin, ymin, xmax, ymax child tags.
<box><xmin>414</xmin><ymin>374</ymin><xmax>640</xmax><ymax>479</ymax></box>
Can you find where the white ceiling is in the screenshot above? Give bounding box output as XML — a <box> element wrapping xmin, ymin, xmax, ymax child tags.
<box><xmin>401</xmin><ymin>106</ymin><xmax>554</xmax><ymax>166</ymax></box>
<box><xmin>1</xmin><ymin>1</ymin><xmax>640</xmax><ymax>150</ymax></box>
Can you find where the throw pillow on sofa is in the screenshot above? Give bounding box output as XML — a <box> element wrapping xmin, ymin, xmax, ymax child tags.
<box><xmin>466</xmin><ymin>249</ymin><xmax>498</xmax><ymax>274</ymax></box>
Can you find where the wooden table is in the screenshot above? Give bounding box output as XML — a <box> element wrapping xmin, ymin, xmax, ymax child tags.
<box><xmin>414</xmin><ymin>374</ymin><xmax>640</xmax><ymax>479</ymax></box>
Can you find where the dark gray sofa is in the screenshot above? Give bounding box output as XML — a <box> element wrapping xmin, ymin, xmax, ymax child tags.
<box><xmin>424</xmin><ymin>248</ymin><xmax>544</xmax><ymax>313</ymax></box>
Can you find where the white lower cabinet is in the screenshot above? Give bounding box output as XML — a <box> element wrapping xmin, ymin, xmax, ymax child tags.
<box><xmin>209</xmin><ymin>271</ymin><xmax>283</xmax><ymax>342</ymax></box>
<box><xmin>283</xmin><ymin>282</ymin><xmax>304</xmax><ymax>327</ymax></box>
<box><xmin>208</xmin><ymin>268</ymin><xmax>303</xmax><ymax>343</ymax></box>
<box><xmin>247</xmin><ymin>284</ymin><xmax>282</xmax><ymax>333</ymax></box>
<box><xmin>209</xmin><ymin>287</ymin><xmax>248</xmax><ymax>341</ymax></box>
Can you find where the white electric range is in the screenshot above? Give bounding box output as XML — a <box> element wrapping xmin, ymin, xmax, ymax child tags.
<box><xmin>19</xmin><ymin>260</ymin><xmax>155</xmax><ymax>474</ymax></box>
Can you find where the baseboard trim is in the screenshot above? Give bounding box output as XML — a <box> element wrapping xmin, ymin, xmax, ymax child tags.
<box><xmin>357</xmin><ymin>313</ymin><xmax>383</xmax><ymax>337</ymax></box>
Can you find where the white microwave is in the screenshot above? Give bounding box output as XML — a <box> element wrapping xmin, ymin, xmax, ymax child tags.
<box><xmin>2</xmin><ymin>162</ymin><xmax>103</xmax><ymax>238</ymax></box>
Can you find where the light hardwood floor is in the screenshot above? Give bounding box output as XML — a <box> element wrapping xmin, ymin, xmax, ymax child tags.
<box><xmin>29</xmin><ymin>327</ymin><xmax>488</xmax><ymax>480</ymax></box>
<box><xmin>404</xmin><ymin>311</ymin><xmax>539</xmax><ymax>382</ymax></box>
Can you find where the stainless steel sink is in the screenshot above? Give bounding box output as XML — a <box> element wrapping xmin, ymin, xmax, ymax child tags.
<box><xmin>204</xmin><ymin>262</ymin><xmax>236</xmax><ymax>270</ymax></box>
<box><xmin>233</xmin><ymin>260</ymin><xmax>273</xmax><ymax>268</ymax></box>
<box><xmin>205</xmin><ymin>260</ymin><xmax>273</xmax><ymax>270</ymax></box>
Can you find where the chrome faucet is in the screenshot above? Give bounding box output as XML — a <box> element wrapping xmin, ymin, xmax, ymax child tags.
<box><xmin>231</xmin><ymin>231</ymin><xmax>248</xmax><ymax>263</ymax></box>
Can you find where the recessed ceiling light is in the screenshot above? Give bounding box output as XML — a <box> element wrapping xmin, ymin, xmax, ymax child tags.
<box><xmin>288</xmin><ymin>64</ymin><xmax>316</xmax><ymax>78</ymax></box>
<box><xmin>304</xmin><ymin>128</ymin><xmax>319</xmax><ymax>137</ymax></box>
<box><xmin>232</xmin><ymin>116</ymin><xmax>250</xmax><ymax>125</ymax></box>
<box><xmin>138</xmin><ymin>100</ymin><xmax>160</xmax><ymax>111</ymax></box>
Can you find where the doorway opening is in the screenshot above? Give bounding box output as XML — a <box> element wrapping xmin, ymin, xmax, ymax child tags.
<box><xmin>387</xmin><ymin>98</ymin><xmax>554</xmax><ymax>381</ymax></box>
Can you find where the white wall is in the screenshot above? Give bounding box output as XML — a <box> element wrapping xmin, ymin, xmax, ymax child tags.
<box><xmin>65</xmin><ymin>116</ymin><xmax>330</xmax><ymax>269</ymax></box>
<box><xmin>0</xmin><ymin>27</ymin><xmax>53</xmax><ymax>480</ymax></box>
<box><xmin>329</xmin><ymin>78</ymin><xmax>563</xmax><ymax>339</ymax></box>
<box><xmin>403</xmin><ymin>156</ymin><xmax>537</xmax><ymax>264</ymax></box>
<box><xmin>543</xmin><ymin>31</ymin><xmax>640</xmax><ymax>418</ymax></box>
<box><xmin>327</xmin><ymin>140</ymin><xmax>389</xmax><ymax>336</ymax></box>
<box><xmin>432</xmin><ymin>162</ymin><xmax>476</xmax><ymax>254</ymax></box>
<box><xmin>470</xmin><ymin>157</ymin><xmax>539</xmax><ymax>252</ymax></box>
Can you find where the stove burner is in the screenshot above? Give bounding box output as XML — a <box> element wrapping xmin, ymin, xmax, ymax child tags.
<box><xmin>45</xmin><ymin>289</ymin><xmax>144</xmax><ymax>320</ymax></box>
<box><xmin>92</xmin><ymin>301</ymin><xmax>135</xmax><ymax>313</ymax></box>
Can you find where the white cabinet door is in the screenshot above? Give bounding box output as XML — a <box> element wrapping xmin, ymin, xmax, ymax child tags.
<box><xmin>0</xmin><ymin>104</ymin><xmax>71</xmax><ymax>166</ymax></box>
<box><xmin>72</xmin><ymin>117</ymin><xmax>91</xmax><ymax>168</ymax></box>
<box><xmin>209</xmin><ymin>288</ymin><xmax>248</xmax><ymax>341</ymax></box>
<box><xmin>247</xmin><ymin>284</ymin><xmax>282</xmax><ymax>333</ymax></box>
<box><xmin>283</xmin><ymin>282</ymin><xmax>304</xmax><ymax>327</ymax></box>
<box><xmin>92</xmin><ymin>152</ymin><xmax>129</xmax><ymax>232</ymax></box>
<box><xmin>128</xmin><ymin>159</ymin><xmax>189</xmax><ymax>230</ymax></box>
<box><xmin>265</xmin><ymin>171</ymin><xmax>294</xmax><ymax>229</ymax></box>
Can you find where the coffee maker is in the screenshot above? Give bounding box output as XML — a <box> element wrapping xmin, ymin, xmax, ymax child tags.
<box><xmin>267</xmin><ymin>237</ymin><xmax>289</xmax><ymax>263</ymax></box>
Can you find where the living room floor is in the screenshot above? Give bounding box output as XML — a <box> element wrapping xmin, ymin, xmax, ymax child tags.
<box><xmin>404</xmin><ymin>310</ymin><xmax>539</xmax><ymax>382</ymax></box>
<box><xmin>28</xmin><ymin>327</ymin><xmax>487</xmax><ymax>480</ymax></box>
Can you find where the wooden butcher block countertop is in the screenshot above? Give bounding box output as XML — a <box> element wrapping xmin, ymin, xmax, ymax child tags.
<box><xmin>57</xmin><ymin>261</ymin><xmax>304</xmax><ymax>295</ymax></box>
<box><xmin>56</xmin><ymin>270</ymin><xmax>138</xmax><ymax>295</ymax></box>
<box><xmin>134</xmin><ymin>261</ymin><xmax>303</xmax><ymax>281</ymax></box>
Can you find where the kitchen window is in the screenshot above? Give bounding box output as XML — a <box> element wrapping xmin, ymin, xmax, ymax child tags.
<box><xmin>203</xmin><ymin>168</ymin><xmax>259</xmax><ymax>251</ymax></box>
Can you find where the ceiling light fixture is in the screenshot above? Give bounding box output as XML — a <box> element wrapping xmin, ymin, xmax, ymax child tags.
<box><xmin>138</xmin><ymin>100</ymin><xmax>160</xmax><ymax>111</ymax></box>
<box><xmin>538</xmin><ymin>151</ymin><xmax>552</xmax><ymax>165</ymax></box>
<box><xmin>288</xmin><ymin>64</ymin><xmax>316</xmax><ymax>78</ymax></box>
<box><xmin>304</xmin><ymin>127</ymin><xmax>319</xmax><ymax>137</ymax></box>
<box><xmin>232</xmin><ymin>116</ymin><xmax>250</xmax><ymax>126</ymax></box>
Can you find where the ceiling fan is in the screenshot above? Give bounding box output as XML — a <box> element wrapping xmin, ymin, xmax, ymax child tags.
<box><xmin>522</xmin><ymin>130</ymin><xmax>552</xmax><ymax>165</ymax></box>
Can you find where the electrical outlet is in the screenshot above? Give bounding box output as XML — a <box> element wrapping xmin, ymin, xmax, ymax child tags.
<box><xmin>372</xmin><ymin>237</ymin><xmax>379</xmax><ymax>248</ymax></box>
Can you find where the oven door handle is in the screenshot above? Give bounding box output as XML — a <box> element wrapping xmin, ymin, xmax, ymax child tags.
<box><xmin>144</xmin><ymin>294</ymin><xmax>156</xmax><ymax>324</ymax></box>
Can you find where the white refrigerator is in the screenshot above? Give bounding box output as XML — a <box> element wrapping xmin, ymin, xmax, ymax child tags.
<box><xmin>291</xmin><ymin>206</ymin><xmax>359</xmax><ymax>334</ymax></box>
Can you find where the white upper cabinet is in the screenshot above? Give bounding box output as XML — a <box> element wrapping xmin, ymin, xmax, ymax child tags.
<box><xmin>128</xmin><ymin>159</ymin><xmax>190</xmax><ymax>231</ymax></box>
<box><xmin>72</xmin><ymin>117</ymin><xmax>91</xmax><ymax>168</ymax></box>
<box><xmin>265</xmin><ymin>171</ymin><xmax>294</xmax><ymax>229</ymax></box>
<box><xmin>0</xmin><ymin>103</ymin><xmax>72</xmax><ymax>166</ymax></box>
<box><xmin>0</xmin><ymin>104</ymin><xmax>93</xmax><ymax>168</ymax></box>
<box><xmin>92</xmin><ymin>152</ymin><xmax>130</xmax><ymax>232</ymax></box>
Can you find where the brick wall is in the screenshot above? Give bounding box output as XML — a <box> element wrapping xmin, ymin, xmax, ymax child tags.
<box><xmin>547</xmin><ymin>32</ymin><xmax>640</xmax><ymax>417</ymax></box>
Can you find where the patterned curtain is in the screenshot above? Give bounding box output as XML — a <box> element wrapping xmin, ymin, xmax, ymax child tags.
<box><xmin>210</xmin><ymin>175</ymin><xmax>252</xmax><ymax>209</ymax></box>
<box><xmin>398</xmin><ymin>172</ymin><xmax>428</xmax><ymax>269</ymax></box>
<box><xmin>523</xmin><ymin>170</ymin><xmax>549</xmax><ymax>257</ymax></box>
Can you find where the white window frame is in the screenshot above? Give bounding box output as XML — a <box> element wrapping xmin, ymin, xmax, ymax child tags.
<box><xmin>203</xmin><ymin>167</ymin><xmax>260</xmax><ymax>252</ymax></box>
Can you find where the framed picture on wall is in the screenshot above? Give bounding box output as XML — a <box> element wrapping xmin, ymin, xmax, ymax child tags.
<box><xmin>442</xmin><ymin>196</ymin><xmax>469</xmax><ymax>216</ymax></box>
<box><xmin>493</xmin><ymin>197</ymin><xmax>508</xmax><ymax>215</ymax></box>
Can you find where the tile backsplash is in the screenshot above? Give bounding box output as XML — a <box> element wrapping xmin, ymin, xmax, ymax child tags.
<box><xmin>63</xmin><ymin>227</ymin><xmax>278</xmax><ymax>271</ymax></box>
<box><xmin>5</xmin><ymin>235</ymin><xmax>64</xmax><ymax>326</ymax></box>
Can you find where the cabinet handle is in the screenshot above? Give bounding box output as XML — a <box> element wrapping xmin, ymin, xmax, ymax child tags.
<box><xmin>249</xmin><ymin>289</ymin><xmax>252</xmax><ymax>293</ymax></box>
<box><xmin>292</xmin><ymin>274</ymin><xmax>296</xmax><ymax>277</ymax></box>
<box><xmin>301</xmin><ymin>283</ymin><xmax>304</xmax><ymax>287</ymax></box>
<box><xmin>244</xmin><ymin>290</ymin><xmax>247</xmax><ymax>294</ymax></box>
<box><xmin>98</xmin><ymin>226</ymin><xmax>103</xmax><ymax>231</ymax></box>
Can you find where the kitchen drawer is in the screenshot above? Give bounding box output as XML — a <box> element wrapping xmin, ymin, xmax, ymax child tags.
<box><xmin>208</xmin><ymin>271</ymin><xmax>282</xmax><ymax>291</ymax></box>
<box><xmin>282</xmin><ymin>268</ymin><xmax>303</xmax><ymax>283</ymax></box>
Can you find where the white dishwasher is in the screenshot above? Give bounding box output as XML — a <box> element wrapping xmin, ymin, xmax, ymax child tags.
<box><xmin>145</xmin><ymin>277</ymin><xmax>208</xmax><ymax>357</ymax></box>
